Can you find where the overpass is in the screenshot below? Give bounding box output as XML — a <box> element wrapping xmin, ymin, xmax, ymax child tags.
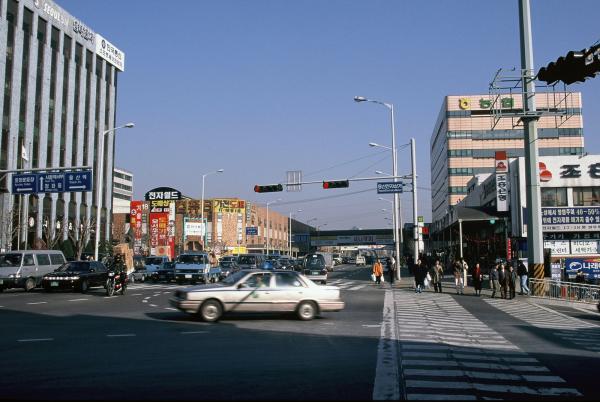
<box><xmin>308</xmin><ymin>229</ymin><xmax>394</xmax><ymax>247</ymax></box>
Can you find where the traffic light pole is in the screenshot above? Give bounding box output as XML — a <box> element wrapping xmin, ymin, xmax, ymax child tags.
<box><xmin>519</xmin><ymin>0</ymin><xmax>545</xmax><ymax>293</ymax></box>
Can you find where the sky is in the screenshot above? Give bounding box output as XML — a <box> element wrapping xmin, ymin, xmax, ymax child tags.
<box><xmin>60</xmin><ymin>0</ymin><xmax>600</xmax><ymax>230</ymax></box>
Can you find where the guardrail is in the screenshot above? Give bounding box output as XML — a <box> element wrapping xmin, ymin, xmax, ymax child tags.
<box><xmin>529</xmin><ymin>278</ymin><xmax>600</xmax><ymax>304</ymax></box>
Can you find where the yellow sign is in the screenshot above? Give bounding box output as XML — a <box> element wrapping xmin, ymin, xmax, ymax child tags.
<box><xmin>212</xmin><ymin>199</ymin><xmax>246</xmax><ymax>214</ymax></box>
<box><xmin>459</xmin><ymin>98</ymin><xmax>471</xmax><ymax>110</ymax></box>
<box><xmin>230</xmin><ymin>246</ymin><xmax>247</xmax><ymax>254</ymax></box>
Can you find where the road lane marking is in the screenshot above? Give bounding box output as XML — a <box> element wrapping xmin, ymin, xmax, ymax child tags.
<box><xmin>68</xmin><ymin>298</ymin><xmax>89</xmax><ymax>302</ymax></box>
<box><xmin>149</xmin><ymin>304</ymin><xmax>158</xmax><ymax>307</ymax></box>
<box><xmin>372</xmin><ymin>289</ymin><xmax>400</xmax><ymax>400</ymax></box>
<box><xmin>106</xmin><ymin>334</ymin><xmax>136</xmax><ymax>337</ymax></box>
<box><xmin>362</xmin><ymin>324</ymin><xmax>381</xmax><ymax>328</ymax></box>
<box><xmin>181</xmin><ymin>331</ymin><xmax>209</xmax><ymax>335</ymax></box>
<box><xmin>144</xmin><ymin>296</ymin><xmax>151</xmax><ymax>300</ymax></box>
<box><xmin>17</xmin><ymin>338</ymin><xmax>53</xmax><ymax>342</ymax></box>
<box><xmin>27</xmin><ymin>302</ymin><xmax>47</xmax><ymax>305</ymax></box>
<box><xmin>130</xmin><ymin>293</ymin><xmax>143</xmax><ymax>296</ymax></box>
<box><xmin>164</xmin><ymin>307</ymin><xmax>177</xmax><ymax>311</ymax></box>
<box><xmin>142</xmin><ymin>300</ymin><xmax>148</xmax><ymax>303</ymax></box>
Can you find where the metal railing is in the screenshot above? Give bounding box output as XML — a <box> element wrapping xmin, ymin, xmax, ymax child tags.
<box><xmin>529</xmin><ymin>278</ymin><xmax>600</xmax><ymax>304</ymax></box>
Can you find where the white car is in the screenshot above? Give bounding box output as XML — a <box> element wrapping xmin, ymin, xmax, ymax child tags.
<box><xmin>169</xmin><ymin>270</ymin><xmax>345</xmax><ymax>322</ymax></box>
<box><xmin>355</xmin><ymin>255</ymin><xmax>366</xmax><ymax>266</ymax></box>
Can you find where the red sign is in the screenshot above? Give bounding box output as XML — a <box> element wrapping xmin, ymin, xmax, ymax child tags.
<box><xmin>506</xmin><ymin>238</ymin><xmax>512</xmax><ymax>261</ymax></box>
<box><xmin>130</xmin><ymin>201</ymin><xmax>144</xmax><ymax>255</ymax></box>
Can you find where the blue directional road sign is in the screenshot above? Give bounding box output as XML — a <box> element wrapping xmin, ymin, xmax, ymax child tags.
<box><xmin>11</xmin><ymin>173</ymin><xmax>38</xmax><ymax>194</ymax></box>
<box><xmin>38</xmin><ymin>172</ymin><xmax>65</xmax><ymax>193</ymax></box>
<box><xmin>377</xmin><ymin>182</ymin><xmax>404</xmax><ymax>194</ymax></box>
<box><xmin>65</xmin><ymin>171</ymin><xmax>93</xmax><ymax>192</ymax></box>
<box><xmin>246</xmin><ymin>227</ymin><xmax>258</xmax><ymax>235</ymax></box>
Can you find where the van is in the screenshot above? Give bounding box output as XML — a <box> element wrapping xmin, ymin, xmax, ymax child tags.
<box><xmin>237</xmin><ymin>254</ymin><xmax>266</xmax><ymax>270</ymax></box>
<box><xmin>356</xmin><ymin>255</ymin><xmax>366</xmax><ymax>266</ymax></box>
<box><xmin>174</xmin><ymin>252</ymin><xmax>211</xmax><ymax>284</ymax></box>
<box><xmin>0</xmin><ymin>250</ymin><xmax>66</xmax><ymax>292</ymax></box>
<box><xmin>144</xmin><ymin>255</ymin><xmax>171</xmax><ymax>275</ymax></box>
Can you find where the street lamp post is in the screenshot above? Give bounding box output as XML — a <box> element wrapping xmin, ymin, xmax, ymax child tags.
<box><xmin>288</xmin><ymin>209</ymin><xmax>302</xmax><ymax>257</ymax></box>
<box><xmin>316</xmin><ymin>223</ymin><xmax>327</xmax><ymax>248</ymax></box>
<box><xmin>200</xmin><ymin>169</ymin><xmax>224</xmax><ymax>251</ymax></box>
<box><xmin>266</xmin><ymin>198</ymin><xmax>281</xmax><ymax>256</ymax></box>
<box><xmin>94</xmin><ymin>123</ymin><xmax>134</xmax><ymax>261</ymax></box>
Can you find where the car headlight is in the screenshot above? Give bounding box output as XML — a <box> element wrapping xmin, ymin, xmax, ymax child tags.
<box><xmin>8</xmin><ymin>274</ymin><xmax>21</xmax><ymax>278</ymax></box>
<box><xmin>69</xmin><ymin>276</ymin><xmax>80</xmax><ymax>280</ymax></box>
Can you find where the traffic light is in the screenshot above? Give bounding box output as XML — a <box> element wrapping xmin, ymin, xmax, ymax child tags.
<box><xmin>537</xmin><ymin>44</ymin><xmax>600</xmax><ymax>85</ymax></box>
<box><xmin>322</xmin><ymin>180</ymin><xmax>349</xmax><ymax>189</ymax></box>
<box><xmin>254</xmin><ymin>184</ymin><xmax>283</xmax><ymax>193</ymax></box>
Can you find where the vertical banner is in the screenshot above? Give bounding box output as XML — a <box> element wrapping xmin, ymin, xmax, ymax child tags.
<box><xmin>130</xmin><ymin>201</ymin><xmax>143</xmax><ymax>255</ymax></box>
<box><xmin>168</xmin><ymin>201</ymin><xmax>175</xmax><ymax>259</ymax></box>
<box><xmin>149</xmin><ymin>213</ymin><xmax>160</xmax><ymax>255</ymax></box>
<box><xmin>495</xmin><ymin>151</ymin><xmax>509</xmax><ymax>212</ymax></box>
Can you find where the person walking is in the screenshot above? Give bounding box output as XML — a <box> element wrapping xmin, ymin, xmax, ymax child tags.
<box><xmin>498</xmin><ymin>264</ymin><xmax>508</xmax><ymax>299</ymax></box>
<box><xmin>460</xmin><ymin>258</ymin><xmax>469</xmax><ymax>291</ymax></box>
<box><xmin>517</xmin><ymin>260</ymin><xmax>530</xmax><ymax>295</ymax></box>
<box><xmin>453</xmin><ymin>259</ymin><xmax>465</xmax><ymax>295</ymax></box>
<box><xmin>387</xmin><ymin>257</ymin><xmax>396</xmax><ymax>285</ymax></box>
<box><xmin>508</xmin><ymin>264</ymin><xmax>518</xmax><ymax>299</ymax></box>
<box><xmin>414</xmin><ymin>259</ymin><xmax>427</xmax><ymax>293</ymax></box>
<box><xmin>490</xmin><ymin>264</ymin><xmax>500</xmax><ymax>298</ymax></box>
<box><xmin>430</xmin><ymin>259</ymin><xmax>444</xmax><ymax>293</ymax></box>
<box><xmin>373</xmin><ymin>259</ymin><xmax>384</xmax><ymax>286</ymax></box>
<box><xmin>472</xmin><ymin>263</ymin><xmax>483</xmax><ymax>296</ymax></box>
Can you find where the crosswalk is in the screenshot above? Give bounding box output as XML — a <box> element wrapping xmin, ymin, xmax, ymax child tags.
<box><xmin>326</xmin><ymin>279</ymin><xmax>373</xmax><ymax>291</ymax></box>
<box><xmin>486</xmin><ymin>298</ymin><xmax>600</xmax><ymax>354</ymax></box>
<box><xmin>393</xmin><ymin>290</ymin><xmax>582</xmax><ymax>400</ymax></box>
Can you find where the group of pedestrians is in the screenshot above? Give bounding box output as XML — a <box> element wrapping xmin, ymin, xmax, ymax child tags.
<box><xmin>489</xmin><ymin>260</ymin><xmax>529</xmax><ymax>298</ymax></box>
<box><xmin>371</xmin><ymin>256</ymin><xmax>397</xmax><ymax>287</ymax></box>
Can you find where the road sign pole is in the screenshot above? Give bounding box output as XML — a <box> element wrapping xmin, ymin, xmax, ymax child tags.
<box><xmin>411</xmin><ymin>138</ymin><xmax>419</xmax><ymax>264</ymax></box>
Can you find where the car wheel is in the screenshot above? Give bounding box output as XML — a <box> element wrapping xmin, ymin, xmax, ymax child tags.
<box><xmin>24</xmin><ymin>277</ymin><xmax>36</xmax><ymax>292</ymax></box>
<box><xmin>297</xmin><ymin>301</ymin><xmax>317</xmax><ymax>321</ymax></box>
<box><xmin>80</xmin><ymin>280</ymin><xmax>88</xmax><ymax>294</ymax></box>
<box><xmin>321</xmin><ymin>280</ymin><xmax>327</xmax><ymax>285</ymax></box>
<box><xmin>199</xmin><ymin>300</ymin><xmax>222</xmax><ymax>322</ymax></box>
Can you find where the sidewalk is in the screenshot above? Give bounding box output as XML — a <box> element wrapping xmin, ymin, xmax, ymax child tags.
<box><xmin>388</xmin><ymin>266</ymin><xmax>599</xmax><ymax>312</ymax></box>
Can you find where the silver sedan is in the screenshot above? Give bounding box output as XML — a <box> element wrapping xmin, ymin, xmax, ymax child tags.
<box><xmin>169</xmin><ymin>269</ymin><xmax>345</xmax><ymax>322</ymax></box>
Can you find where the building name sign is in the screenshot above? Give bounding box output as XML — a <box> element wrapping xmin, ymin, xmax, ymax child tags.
<box><xmin>144</xmin><ymin>187</ymin><xmax>182</xmax><ymax>201</ymax></box>
<box><xmin>458</xmin><ymin>97</ymin><xmax>514</xmax><ymax>110</ymax></box>
<box><xmin>34</xmin><ymin>0</ymin><xmax>69</xmax><ymax>29</ymax></box>
<box><xmin>72</xmin><ymin>20</ymin><xmax>94</xmax><ymax>44</ymax></box>
<box><xmin>542</xmin><ymin>207</ymin><xmax>600</xmax><ymax>232</ymax></box>
<box><xmin>559</xmin><ymin>163</ymin><xmax>600</xmax><ymax>179</ymax></box>
<box><xmin>95</xmin><ymin>33</ymin><xmax>125</xmax><ymax>72</ymax></box>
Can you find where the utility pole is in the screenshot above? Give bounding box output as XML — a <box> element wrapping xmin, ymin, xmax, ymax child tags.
<box><xmin>519</xmin><ymin>0</ymin><xmax>545</xmax><ymax>293</ymax></box>
<box><xmin>411</xmin><ymin>138</ymin><xmax>419</xmax><ymax>264</ymax></box>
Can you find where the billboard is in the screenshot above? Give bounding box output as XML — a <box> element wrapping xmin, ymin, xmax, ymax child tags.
<box><xmin>541</xmin><ymin>207</ymin><xmax>600</xmax><ymax>232</ymax></box>
<box><xmin>565</xmin><ymin>257</ymin><xmax>600</xmax><ymax>280</ymax></box>
<box><xmin>212</xmin><ymin>199</ymin><xmax>246</xmax><ymax>214</ymax></box>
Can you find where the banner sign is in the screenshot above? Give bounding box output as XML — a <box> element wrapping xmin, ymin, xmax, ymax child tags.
<box><xmin>571</xmin><ymin>240</ymin><xmax>600</xmax><ymax>255</ymax></box>
<box><xmin>542</xmin><ymin>207</ymin><xmax>600</xmax><ymax>231</ymax></box>
<box><xmin>565</xmin><ymin>257</ymin><xmax>600</xmax><ymax>280</ymax></box>
<box><xmin>543</xmin><ymin>240</ymin><xmax>570</xmax><ymax>255</ymax></box>
<box><xmin>130</xmin><ymin>201</ymin><xmax>144</xmax><ymax>255</ymax></box>
<box><xmin>377</xmin><ymin>182</ymin><xmax>403</xmax><ymax>194</ymax></box>
<box><xmin>495</xmin><ymin>151</ymin><xmax>508</xmax><ymax>212</ymax></box>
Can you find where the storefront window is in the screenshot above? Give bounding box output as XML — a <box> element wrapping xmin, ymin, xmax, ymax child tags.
<box><xmin>574</xmin><ymin>187</ymin><xmax>600</xmax><ymax>206</ymax></box>
<box><xmin>541</xmin><ymin>188</ymin><xmax>567</xmax><ymax>207</ymax></box>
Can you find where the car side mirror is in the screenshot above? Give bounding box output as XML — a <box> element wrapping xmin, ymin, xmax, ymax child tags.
<box><xmin>237</xmin><ymin>283</ymin><xmax>247</xmax><ymax>289</ymax></box>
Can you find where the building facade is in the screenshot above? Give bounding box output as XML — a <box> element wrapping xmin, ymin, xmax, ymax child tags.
<box><xmin>430</xmin><ymin>92</ymin><xmax>583</xmax><ymax>235</ymax></box>
<box><xmin>0</xmin><ymin>0</ymin><xmax>124</xmax><ymax>251</ymax></box>
<box><xmin>112</xmin><ymin>167</ymin><xmax>132</xmax><ymax>214</ymax></box>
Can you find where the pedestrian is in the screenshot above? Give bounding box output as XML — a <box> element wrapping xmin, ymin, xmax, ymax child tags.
<box><xmin>472</xmin><ymin>263</ymin><xmax>483</xmax><ymax>296</ymax></box>
<box><xmin>490</xmin><ymin>264</ymin><xmax>500</xmax><ymax>298</ymax></box>
<box><xmin>498</xmin><ymin>264</ymin><xmax>508</xmax><ymax>299</ymax></box>
<box><xmin>460</xmin><ymin>258</ymin><xmax>469</xmax><ymax>289</ymax></box>
<box><xmin>508</xmin><ymin>265</ymin><xmax>518</xmax><ymax>299</ymax></box>
<box><xmin>453</xmin><ymin>259</ymin><xmax>465</xmax><ymax>295</ymax></box>
<box><xmin>414</xmin><ymin>259</ymin><xmax>427</xmax><ymax>293</ymax></box>
<box><xmin>430</xmin><ymin>259</ymin><xmax>444</xmax><ymax>293</ymax></box>
<box><xmin>387</xmin><ymin>257</ymin><xmax>396</xmax><ymax>285</ymax></box>
<box><xmin>517</xmin><ymin>260</ymin><xmax>530</xmax><ymax>295</ymax></box>
<box><xmin>373</xmin><ymin>258</ymin><xmax>383</xmax><ymax>286</ymax></box>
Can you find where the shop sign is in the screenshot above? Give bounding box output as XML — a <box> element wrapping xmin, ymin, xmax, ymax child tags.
<box><xmin>543</xmin><ymin>240</ymin><xmax>570</xmax><ymax>255</ymax></box>
<box><xmin>571</xmin><ymin>240</ymin><xmax>600</xmax><ymax>255</ymax></box>
<box><xmin>565</xmin><ymin>257</ymin><xmax>600</xmax><ymax>280</ymax></box>
<box><xmin>145</xmin><ymin>187</ymin><xmax>182</xmax><ymax>201</ymax></box>
<box><xmin>541</xmin><ymin>207</ymin><xmax>600</xmax><ymax>231</ymax></box>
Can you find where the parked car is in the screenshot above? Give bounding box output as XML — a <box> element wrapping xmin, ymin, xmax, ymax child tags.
<box><xmin>42</xmin><ymin>261</ymin><xmax>109</xmax><ymax>293</ymax></box>
<box><xmin>169</xmin><ymin>269</ymin><xmax>345</xmax><ymax>322</ymax></box>
<box><xmin>151</xmin><ymin>261</ymin><xmax>176</xmax><ymax>283</ymax></box>
<box><xmin>237</xmin><ymin>254</ymin><xmax>266</xmax><ymax>270</ymax></box>
<box><xmin>0</xmin><ymin>250</ymin><xmax>66</xmax><ymax>292</ymax></box>
<box><xmin>303</xmin><ymin>254</ymin><xmax>328</xmax><ymax>285</ymax></box>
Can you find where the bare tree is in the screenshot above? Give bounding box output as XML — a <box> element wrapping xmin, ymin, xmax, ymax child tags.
<box><xmin>68</xmin><ymin>217</ymin><xmax>95</xmax><ymax>261</ymax></box>
<box><xmin>42</xmin><ymin>217</ymin><xmax>62</xmax><ymax>250</ymax></box>
<box><xmin>0</xmin><ymin>207</ymin><xmax>20</xmax><ymax>251</ymax></box>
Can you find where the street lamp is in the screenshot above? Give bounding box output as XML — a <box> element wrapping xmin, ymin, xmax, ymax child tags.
<box><xmin>288</xmin><ymin>209</ymin><xmax>302</xmax><ymax>257</ymax></box>
<box><xmin>201</xmin><ymin>169</ymin><xmax>224</xmax><ymax>250</ymax></box>
<box><xmin>315</xmin><ymin>223</ymin><xmax>327</xmax><ymax>249</ymax></box>
<box><xmin>266</xmin><ymin>198</ymin><xmax>281</xmax><ymax>256</ymax></box>
<box><xmin>94</xmin><ymin>122</ymin><xmax>134</xmax><ymax>261</ymax></box>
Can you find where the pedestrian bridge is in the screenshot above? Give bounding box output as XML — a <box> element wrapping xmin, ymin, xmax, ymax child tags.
<box><xmin>309</xmin><ymin>229</ymin><xmax>393</xmax><ymax>246</ymax></box>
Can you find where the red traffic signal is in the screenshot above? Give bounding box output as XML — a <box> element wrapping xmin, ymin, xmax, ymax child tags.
<box><xmin>254</xmin><ymin>184</ymin><xmax>283</xmax><ymax>193</ymax></box>
<box><xmin>322</xmin><ymin>180</ymin><xmax>349</xmax><ymax>189</ymax></box>
<box><xmin>538</xmin><ymin>45</ymin><xmax>600</xmax><ymax>85</ymax></box>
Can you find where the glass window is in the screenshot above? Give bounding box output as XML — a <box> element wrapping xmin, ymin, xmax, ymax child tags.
<box><xmin>36</xmin><ymin>254</ymin><xmax>50</xmax><ymax>265</ymax></box>
<box><xmin>0</xmin><ymin>253</ymin><xmax>22</xmax><ymax>267</ymax></box>
<box><xmin>50</xmin><ymin>253</ymin><xmax>65</xmax><ymax>265</ymax></box>
<box><xmin>574</xmin><ymin>187</ymin><xmax>600</xmax><ymax>206</ymax></box>
<box><xmin>23</xmin><ymin>254</ymin><xmax>35</xmax><ymax>266</ymax></box>
<box><xmin>541</xmin><ymin>188</ymin><xmax>568</xmax><ymax>207</ymax></box>
<box><xmin>275</xmin><ymin>273</ymin><xmax>304</xmax><ymax>288</ymax></box>
<box><xmin>243</xmin><ymin>273</ymin><xmax>271</xmax><ymax>288</ymax></box>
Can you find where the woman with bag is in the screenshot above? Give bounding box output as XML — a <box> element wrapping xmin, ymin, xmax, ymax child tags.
<box><xmin>372</xmin><ymin>259</ymin><xmax>383</xmax><ymax>286</ymax></box>
<box><xmin>414</xmin><ymin>259</ymin><xmax>427</xmax><ymax>294</ymax></box>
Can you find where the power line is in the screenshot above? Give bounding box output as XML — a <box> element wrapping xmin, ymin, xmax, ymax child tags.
<box><xmin>303</xmin><ymin>149</ymin><xmax>388</xmax><ymax>178</ymax></box>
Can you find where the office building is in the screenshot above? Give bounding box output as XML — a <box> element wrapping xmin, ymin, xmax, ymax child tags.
<box><xmin>112</xmin><ymin>167</ymin><xmax>133</xmax><ymax>214</ymax></box>
<box><xmin>0</xmin><ymin>0</ymin><xmax>125</xmax><ymax>251</ymax></box>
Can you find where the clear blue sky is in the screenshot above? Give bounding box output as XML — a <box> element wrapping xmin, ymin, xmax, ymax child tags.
<box><xmin>61</xmin><ymin>0</ymin><xmax>600</xmax><ymax>229</ymax></box>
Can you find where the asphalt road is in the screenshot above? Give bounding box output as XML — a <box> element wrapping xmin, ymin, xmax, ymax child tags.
<box><xmin>0</xmin><ymin>264</ymin><xmax>385</xmax><ymax>400</ymax></box>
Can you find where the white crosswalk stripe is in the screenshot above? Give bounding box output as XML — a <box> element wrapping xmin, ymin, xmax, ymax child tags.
<box><xmin>486</xmin><ymin>298</ymin><xmax>600</xmax><ymax>354</ymax></box>
<box><xmin>393</xmin><ymin>290</ymin><xmax>581</xmax><ymax>400</ymax></box>
<box><xmin>325</xmin><ymin>279</ymin><xmax>372</xmax><ymax>291</ymax></box>
<box><xmin>127</xmin><ymin>283</ymin><xmax>185</xmax><ymax>291</ymax></box>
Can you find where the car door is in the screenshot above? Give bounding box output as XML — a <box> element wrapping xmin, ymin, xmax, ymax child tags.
<box><xmin>273</xmin><ymin>272</ymin><xmax>307</xmax><ymax>311</ymax></box>
<box><xmin>231</xmin><ymin>272</ymin><xmax>273</xmax><ymax>312</ymax></box>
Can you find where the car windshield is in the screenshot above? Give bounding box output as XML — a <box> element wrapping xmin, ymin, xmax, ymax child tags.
<box><xmin>305</xmin><ymin>255</ymin><xmax>325</xmax><ymax>267</ymax></box>
<box><xmin>221</xmin><ymin>270</ymin><xmax>247</xmax><ymax>285</ymax></box>
<box><xmin>221</xmin><ymin>261</ymin><xmax>235</xmax><ymax>268</ymax></box>
<box><xmin>0</xmin><ymin>253</ymin><xmax>22</xmax><ymax>267</ymax></box>
<box><xmin>177</xmin><ymin>255</ymin><xmax>207</xmax><ymax>264</ymax></box>
<box><xmin>145</xmin><ymin>257</ymin><xmax>164</xmax><ymax>265</ymax></box>
<box><xmin>238</xmin><ymin>256</ymin><xmax>256</xmax><ymax>265</ymax></box>
<box><xmin>57</xmin><ymin>261</ymin><xmax>91</xmax><ymax>272</ymax></box>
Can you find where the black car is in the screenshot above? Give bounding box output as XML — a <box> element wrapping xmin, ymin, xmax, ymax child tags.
<box><xmin>42</xmin><ymin>261</ymin><xmax>109</xmax><ymax>293</ymax></box>
<box><xmin>151</xmin><ymin>262</ymin><xmax>176</xmax><ymax>283</ymax></box>
<box><xmin>219</xmin><ymin>260</ymin><xmax>239</xmax><ymax>279</ymax></box>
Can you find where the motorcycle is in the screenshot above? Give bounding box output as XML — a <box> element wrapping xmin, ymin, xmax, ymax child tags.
<box><xmin>106</xmin><ymin>270</ymin><xmax>127</xmax><ymax>296</ymax></box>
